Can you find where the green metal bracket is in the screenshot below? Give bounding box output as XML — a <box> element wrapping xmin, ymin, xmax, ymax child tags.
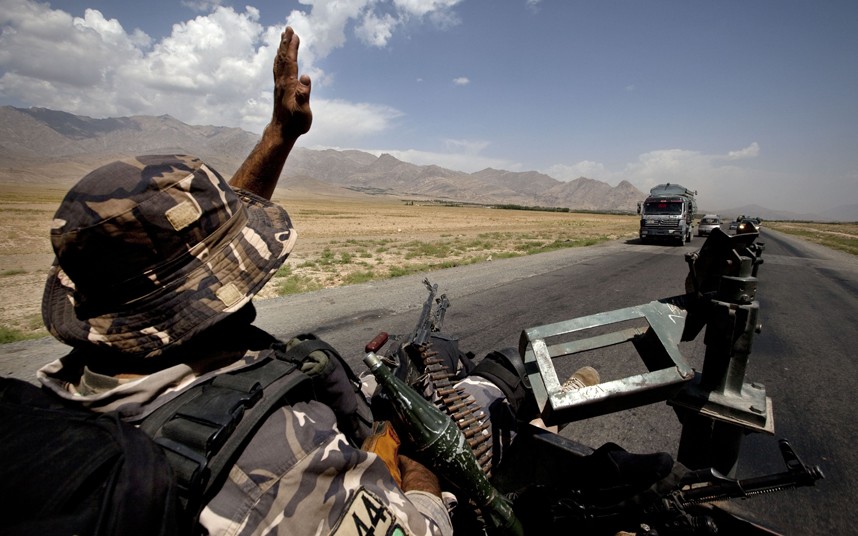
<box><xmin>520</xmin><ymin>300</ymin><xmax>695</xmax><ymax>426</ymax></box>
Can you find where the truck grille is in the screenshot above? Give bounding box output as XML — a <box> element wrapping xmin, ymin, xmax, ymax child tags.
<box><xmin>644</xmin><ymin>219</ymin><xmax>680</xmax><ymax>228</ymax></box>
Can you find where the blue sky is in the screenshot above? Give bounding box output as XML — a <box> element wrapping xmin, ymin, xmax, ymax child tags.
<box><xmin>1</xmin><ymin>0</ymin><xmax>856</xmax><ymax>214</ymax></box>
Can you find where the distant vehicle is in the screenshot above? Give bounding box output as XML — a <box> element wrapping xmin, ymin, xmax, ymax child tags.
<box><xmin>697</xmin><ymin>214</ymin><xmax>722</xmax><ymax>236</ymax></box>
<box><xmin>736</xmin><ymin>218</ymin><xmax>761</xmax><ymax>235</ymax></box>
<box><xmin>637</xmin><ymin>183</ymin><xmax>697</xmax><ymax>245</ymax></box>
<box><xmin>729</xmin><ymin>216</ymin><xmax>762</xmax><ymax>234</ymax></box>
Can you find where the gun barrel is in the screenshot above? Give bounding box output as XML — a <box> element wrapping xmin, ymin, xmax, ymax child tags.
<box><xmin>678</xmin><ymin>441</ymin><xmax>824</xmax><ymax>505</ymax></box>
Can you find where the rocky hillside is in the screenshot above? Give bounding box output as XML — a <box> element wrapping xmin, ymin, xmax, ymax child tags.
<box><xmin>0</xmin><ymin>106</ymin><xmax>643</xmax><ymax>211</ymax></box>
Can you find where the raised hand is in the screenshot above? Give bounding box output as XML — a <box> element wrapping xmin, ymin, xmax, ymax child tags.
<box><xmin>230</xmin><ymin>26</ymin><xmax>312</xmax><ymax>199</ymax></box>
<box><xmin>272</xmin><ymin>26</ymin><xmax>312</xmax><ymax>139</ymax></box>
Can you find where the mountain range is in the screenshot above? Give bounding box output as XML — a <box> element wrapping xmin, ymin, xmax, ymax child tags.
<box><xmin>0</xmin><ymin>106</ymin><xmax>641</xmax><ymax>213</ymax></box>
<box><xmin>0</xmin><ymin>106</ymin><xmax>853</xmax><ymax>221</ymax></box>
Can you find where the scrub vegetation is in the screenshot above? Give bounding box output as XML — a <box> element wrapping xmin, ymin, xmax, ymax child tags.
<box><xmin>0</xmin><ymin>189</ymin><xmax>635</xmax><ymax>342</ymax></box>
<box><xmin>766</xmin><ymin>221</ymin><xmax>858</xmax><ymax>256</ymax></box>
<box><xmin>259</xmin><ymin>197</ymin><xmax>638</xmax><ymax>299</ymax></box>
<box><xmin>5</xmin><ymin>188</ymin><xmax>855</xmax><ymax>345</ymax></box>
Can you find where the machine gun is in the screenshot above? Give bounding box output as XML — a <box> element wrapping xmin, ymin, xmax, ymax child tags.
<box><xmin>491</xmin><ymin>427</ymin><xmax>822</xmax><ymax>534</ymax></box>
<box><xmin>375</xmin><ymin>278</ymin><xmax>451</xmax><ymax>378</ymax></box>
<box><xmin>365</xmin><ymin>227</ymin><xmax>823</xmax><ymax>535</ymax></box>
<box><xmin>412</xmin><ymin>278</ymin><xmax>449</xmax><ymax>347</ymax></box>
<box><xmin>371</xmin><ymin>277</ymin><xmax>495</xmax><ymax>475</ymax></box>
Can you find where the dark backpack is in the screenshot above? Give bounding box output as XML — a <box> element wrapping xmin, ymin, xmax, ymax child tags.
<box><xmin>0</xmin><ymin>333</ymin><xmax>368</xmax><ymax>536</ymax></box>
<box><xmin>0</xmin><ymin>378</ymin><xmax>181</xmax><ymax>536</ymax></box>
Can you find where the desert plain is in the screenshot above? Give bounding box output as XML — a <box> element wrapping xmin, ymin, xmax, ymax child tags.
<box><xmin>0</xmin><ymin>184</ymin><xmax>639</xmax><ymax>340</ymax></box>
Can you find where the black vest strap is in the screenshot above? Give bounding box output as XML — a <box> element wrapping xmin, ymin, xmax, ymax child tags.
<box><xmin>139</xmin><ymin>353</ymin><xmax>314</xmax><ymax>526</ymax></box>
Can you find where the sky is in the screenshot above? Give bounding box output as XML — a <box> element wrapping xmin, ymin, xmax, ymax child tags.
<box><xmin>1</xmin><ymin>0</ymin><xmax>856</xmax><ymax>214</ymax></box>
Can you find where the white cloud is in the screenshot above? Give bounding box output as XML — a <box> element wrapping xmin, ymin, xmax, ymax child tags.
<box><xmin>542</xmin><ymin>144</ymin><xmax>771</xmax><ymax>211</ymax></box>
<box><xmin>725</xmin><ymin>142</ymin><xmax>760</xmax><ymax>160</ymax></box>
<box><xmin>452</xmin><ymin>77</ymin><xmax>470</xmax><ymax>86</ymax></box>
<box><xmin>181</xmin><ymin>0</ymin><xmax>224</xmax><ymax>12</ymax></box>
<box><xmin>355</xmin><ymin>11</ymin><xmax>399</xmax><ymax>47</ymax></box>
<box><xmin>0</xmin><ymin>2</ymin><xmax>147</xmax><ymax>91</ymax></box>
<box><xmin>303</xmin><ymin>98</ymin><xmax>405</xmax><ymax>146</ymax></box>
<box><xmin>287</xmin><ymin>0</ymin><xmax>460</xmax><ymax>68</ymax></box>
<box><xmin>0</xmin><ymin>0</ymin><xmax>462</xmax><ymax>137</ymax></box>
<box><xmin>624</xmin><ymin>148</ymin><xmax>715</xmax><ymax>191</ymax></box>
<box><xmin>0</xmin><ymin>2</ymin><xmax>276</xmax><ymax>126</ymax></box>
<box><xmin>395</xmin><ymin>0</ymin><xmax>462</xmax><ymax>27</ymax></box>
<box><xmin>443</xmin><ymin>138</ymin><xmax>489</xmax><ymax>154</ymax></box>
<box><xmin>312</xmin><ymin>136</ymin><xmax>514</xmax><ymax>173</ymax></box>
<box><xmin>284</xmin><ymin>1</ymin><xmax>367</xmax><ymax>68</ymax></box>
<box><xmin>544</xmin><ymin>160</ymin><xmax>609</xmax><ymax>181</ymax></box>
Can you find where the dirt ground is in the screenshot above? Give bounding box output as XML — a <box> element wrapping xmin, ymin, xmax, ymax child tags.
<box><xmin>0</xmin><ymin>186</ymin><xmax>638</xmax><ymax>339</ymax></box>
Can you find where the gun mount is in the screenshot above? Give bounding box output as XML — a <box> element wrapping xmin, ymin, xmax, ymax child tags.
<box><xmin>520</xmin><ymin>227</ymin><xmax>772</xmax><ymax>476</ymax></box>
<box><xmin>368</xmin><ymin>228</ymin><xmax>822</xmax><ymax>535</ymax></box>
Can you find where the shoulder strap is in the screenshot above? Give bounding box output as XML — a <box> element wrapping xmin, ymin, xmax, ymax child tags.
<box><xmin>277</xmin><ymin>334</ymin><xmax>363</xmax><ymax>385</ymax></box>
<box><xmin>273</xmin><ymin>333</ymin><xmax>374</xmax><ymax>447</ymax></box>
<box><xmin>139</xmin><ymin>352</ymin><xmax>314</xmax><ymax>530</ymax></box>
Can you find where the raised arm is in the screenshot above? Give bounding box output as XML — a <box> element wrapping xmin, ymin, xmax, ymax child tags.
<box><xmin>230</xmin><ymin>26</ymin><xmax>312</xmax><ymax>200</ymax></box>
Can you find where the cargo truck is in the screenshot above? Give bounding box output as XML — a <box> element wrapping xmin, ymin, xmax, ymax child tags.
<box><xmin>637</xmin><ymin>183</ymin><xmax>697</xmax><ymax>245</ymax></box>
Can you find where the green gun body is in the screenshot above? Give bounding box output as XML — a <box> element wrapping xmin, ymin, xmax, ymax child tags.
<box><xmin>364</xmin><ymin>351</ymin><xmax>523</xmax><ymax>536</ymax></box>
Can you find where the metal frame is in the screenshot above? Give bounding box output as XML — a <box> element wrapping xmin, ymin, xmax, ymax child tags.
<box><xmin>520</xmin><ymin>300</ymin><xmax>695</xmax><ymax>425</ymax></box>
<box><xmin>520</xmin><ymin>229</ymin><xmax>773</xmax><ymax>477</ymax></box>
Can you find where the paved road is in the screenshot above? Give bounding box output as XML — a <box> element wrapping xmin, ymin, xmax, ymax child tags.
<box><xmin>2</xmin><ymin>228</ymin><xmax>854</xmax><ymax>534</ymax></box>
<box><xmin>726</xmin><ymin>228</ymin><xmax>857</xmax><ymax>535</ymax></box>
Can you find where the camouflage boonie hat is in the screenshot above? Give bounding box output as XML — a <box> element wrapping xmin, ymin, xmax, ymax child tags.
<box><xmin>42</xmin><ymin>155</ymin><xmax>297</xmax><ymax>358</ymax></box>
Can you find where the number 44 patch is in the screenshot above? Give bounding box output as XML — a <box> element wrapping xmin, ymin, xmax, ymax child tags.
<box><xmin>331</xmin><ymin>487</ymin><xmax>408</xmax><ymax>536</ymax></box>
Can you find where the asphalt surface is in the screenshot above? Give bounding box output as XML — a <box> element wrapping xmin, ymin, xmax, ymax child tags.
<box><xmin>2</xmin><ymin>228</ymin><xmax>854</xmax><ymax>534</ymax></box>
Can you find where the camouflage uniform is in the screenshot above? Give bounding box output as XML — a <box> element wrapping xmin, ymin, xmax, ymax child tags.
<box><xmin>43</xmin><ymin>155</ymin><xmax>298</xmax><ymax>359</ymax></box>
<box><xmin>38</xmin><ymin>155</ymin><xmax>453</xmax><ymax>536</ymax></box>
<box><xmin>37</xmin><ymin>344</ymin><xmax>452</xmax><ymax>536</ymax></box>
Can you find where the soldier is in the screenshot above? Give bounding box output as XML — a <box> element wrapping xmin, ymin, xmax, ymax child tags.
<box><xmin>30</xmin><ymin>24</ymin><xmax>673</xmax><ymax>536</ymax></box>
<box><xmin>36</xmin><ymin>26</ymin><xmax>453</xmax><ymax>536</ymax></box>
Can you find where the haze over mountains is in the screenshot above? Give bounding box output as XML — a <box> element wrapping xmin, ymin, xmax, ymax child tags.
<box><xmin>0</xmin><ymin>106</ymin><xmax>641</xmax><ymax>212</ymax></box>
<box><xmin>1</xmin><ymin>106</ymin><xmax>852</xmax><ymax>221</ymax></box>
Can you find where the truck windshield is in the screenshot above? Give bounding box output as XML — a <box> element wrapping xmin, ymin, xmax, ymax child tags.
<box><xmin>644</xmin><ymin>201</ymin><xmax>683</xmax><ymax>215</ymax></box>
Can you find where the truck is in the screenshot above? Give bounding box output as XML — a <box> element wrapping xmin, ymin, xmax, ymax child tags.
<box><xmin>637</xmin><ymin>183</ymin><xmax>697</xmax><ymax>245</ymax></box>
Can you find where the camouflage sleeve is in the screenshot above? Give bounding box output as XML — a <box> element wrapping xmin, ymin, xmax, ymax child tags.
<box><xmin>200</xmin><ymin>400</ymin><xmax>449</xmax><ymax>536</ymax></box>
<box><xmin>455</xmin><ymin>375</ymin><xmax>506</xmax><ymax>415</ymax></box>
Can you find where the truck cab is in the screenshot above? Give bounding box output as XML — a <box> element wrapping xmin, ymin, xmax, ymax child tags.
<box><xmin>638</xmin><ymin>183</ymin><xmax>697</xmax><ymax>245</ymax></box>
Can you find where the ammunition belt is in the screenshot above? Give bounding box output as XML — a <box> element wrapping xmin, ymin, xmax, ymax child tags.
<box><xmin>416</xmin><ymin>343</ymin><xmax>493</xmax><ymax>476</ymax></box>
